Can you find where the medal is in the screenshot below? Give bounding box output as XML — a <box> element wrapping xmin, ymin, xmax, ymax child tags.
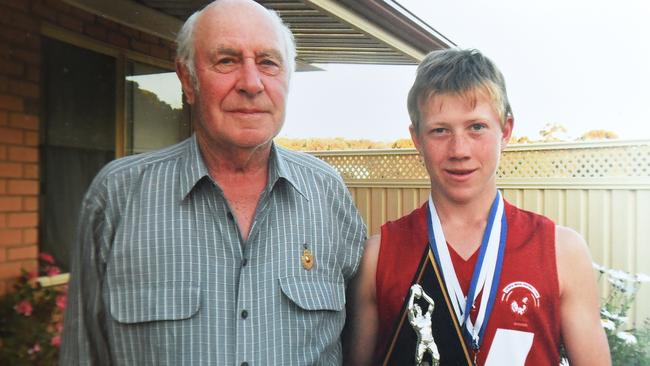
<box><xmin>427</xmin><ymin>191</ymin><xmax>508</xmax><ymax>353</ymax></box>
<box><xmin>301</xmin><ymin>245</ymin><xmax>314</xmax><ymax>270</ymax></box>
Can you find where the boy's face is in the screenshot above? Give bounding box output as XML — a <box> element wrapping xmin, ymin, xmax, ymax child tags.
<box><xmin>410</xmin><ymin>92</ymin><xmax>513</xmax><ymax>206</ymax></box>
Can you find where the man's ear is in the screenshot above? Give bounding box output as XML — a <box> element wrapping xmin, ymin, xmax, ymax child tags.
<box><xmin>176</xmin><ymin>60</ymin><xmax>196</xmax><ymax>105</ymax></box>
<box><xmin>501</xmin><ymin>115</ymin><xmax>514</xmax><ymax>150</ymax></box>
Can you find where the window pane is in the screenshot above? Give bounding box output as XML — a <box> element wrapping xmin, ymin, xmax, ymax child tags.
<box><xmin>125</xmin><ymin>62</ymin><xmax>190</xmax><ymax>154</ymax></box>
<box><xmin>41</xmin><ymin>38</ymin><xmax>116</xmax><ymax>270</ymax></box>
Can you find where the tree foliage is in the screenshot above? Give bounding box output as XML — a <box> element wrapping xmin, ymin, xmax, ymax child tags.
<box><xmin>391</xmin><ymin>138</ymin><xmax>415</xmax><ymax>149</ymax></box>
<box><xmin>578</xmin><ymin>129</ymin><xmax>619</xmax><ymax>141</ymax></box>
<box><xmin>539</xmin><ymin>123</ymin><xmax>570</xmax><ymax>142</ymax></box>
<box><xmin>276</xmin><ymin>124</ymin><xmax>621</xmax><ymax>150</ymax></box>
<box><xmin>275</xmin><ymin>137</ymin><xmax>400</xmax><ymax>151</ymax></box>
<box><xmin>508</xmin><ymin>123</ymin><xmax>620</xmax><ymax>144</ymax></box>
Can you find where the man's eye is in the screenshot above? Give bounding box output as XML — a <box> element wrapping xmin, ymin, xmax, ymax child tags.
<box><xmin>431</xmin><ymin>128</ymin><xmax>446</xmax><ymax>134</ymax></box>
<box><xmin>214</xmin><ymin>58</ymin><xmax>239</xmax><ymax>73</ymax></box>
<box><xmin>216</xmin><ymin>58</ymin><xmax>237</xmax><ymax>65</ymax></box>
<box><xmin>258</xmin><ymin>59</ymin><xmax>281</xmax><ymax>75</ymax></box>
<box><xmin>260</xmin><ymin>59</ymin><xmax>278</xmax><ymax>66</ymax></box>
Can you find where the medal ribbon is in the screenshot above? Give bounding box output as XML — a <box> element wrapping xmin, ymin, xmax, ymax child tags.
<box><xmin>427</xmin><ymin>191</ymin><xmax>507</xmax><ymax>350</ymax></box>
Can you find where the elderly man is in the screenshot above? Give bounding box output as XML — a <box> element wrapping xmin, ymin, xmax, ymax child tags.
<box><xmin>60</xmin><ymin>0</ymin><xmax>366</xmax><ymax>364</ymax></box>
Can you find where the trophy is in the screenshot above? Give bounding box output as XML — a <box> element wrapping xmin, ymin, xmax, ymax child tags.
<box><xmin>381</xmin><ymin>248</ymin><xmax>472</xmax><ymax>365</ymax></box>
<box><xmin>408</xmin><ymin>284</ymin><xmax>440</xmax><ymax>366</ymax></box>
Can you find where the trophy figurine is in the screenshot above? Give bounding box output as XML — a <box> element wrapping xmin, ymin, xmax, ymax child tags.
<box><xmin>407</xmin><ymin>284</ymin><xmax>440</xmax><ymax>366</ymax></box>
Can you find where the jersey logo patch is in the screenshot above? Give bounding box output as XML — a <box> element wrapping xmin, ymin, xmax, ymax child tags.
<box><xmin>500</xmin><ymin>281</ymin><xmax>540</xmax><ymax>327</ymax></box>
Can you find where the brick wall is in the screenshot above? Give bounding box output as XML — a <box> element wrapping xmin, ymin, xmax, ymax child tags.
<box><xmin>0</xmin><ymin>0</ymin><xmax>176</xmax><ymax>293</ymax></box>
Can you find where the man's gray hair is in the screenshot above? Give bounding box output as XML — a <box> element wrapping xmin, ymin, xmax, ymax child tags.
<box><xmin>407</xmin><ymin>48</ymin><xmax>513</xmax><ymax>132</ymax></box>
<box><xmin>175</xmin><ymin>0</ymin><xmax>296</xmax><ymax>88</ymax></box>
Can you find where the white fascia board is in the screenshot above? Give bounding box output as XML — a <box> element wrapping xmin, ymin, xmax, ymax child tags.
<box><xmin>305</xmin><ymin>0</ymin><xmax>426</xmax><ymax>62</ymax></box>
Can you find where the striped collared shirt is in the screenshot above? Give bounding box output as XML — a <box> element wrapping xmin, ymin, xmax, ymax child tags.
<box><xmin>60</xmin><ymin>135</ymin><xmax>366</xmax><ymax>365</ymax></box>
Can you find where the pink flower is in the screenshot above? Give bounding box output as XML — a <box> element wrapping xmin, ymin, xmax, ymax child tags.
<box><xmin>39</xmin><ymin>253</ymin><xmax>55</xmax><ymax>264</ymax></box>
<box><xmin>28</xmin><ymin>342</ymin><xmax>41</xmax><ymax>355</ymax></box>
<box><xmin>26</xmin><ymin>270</ymin><xmax>40</xmax><ymax>288</ymax></box>
<box><xmin>55</xmin><ymin>321</ymin><xmax>64</xmax><ymax>333</ymax></box>
<box><xmin>14</xmin><ymin>300</ymin><xmax>33</xmax><ymax>316</ymax></box>
<box><xmin>51</xmin><ymin>335</ymin><xmax>61</xmax><ymax>348</ymax></box>
<box><xmin>45</xmin><ymin>266</ymin><xmax>61</xmax><ymax>276</ymax></box>
<box><xmin>56</xmin><ymin>294</ymin><xmax>67</xmax><ymax>309</ymax></box>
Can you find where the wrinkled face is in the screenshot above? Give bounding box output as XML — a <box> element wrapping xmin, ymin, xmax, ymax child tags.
<box><xmin>177</xmin><ymin>1</ymin><xmax>290</xmax><ymax>152</ymax></box>
<box><xmin>410</xmin><ymin>92</ymin><xmax>513</xmax><ymax>205</ymax></box>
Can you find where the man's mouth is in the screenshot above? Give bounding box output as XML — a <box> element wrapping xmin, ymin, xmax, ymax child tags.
<box><xmin>231</xmin><ymin>108</ymin><xmax>265</xmax><ymax>114</ymax></box>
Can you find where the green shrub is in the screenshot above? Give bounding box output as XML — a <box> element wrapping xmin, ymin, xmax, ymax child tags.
<box><xmin>0</xmin><ymin>253</ymin><xmax>66</xmax><ymax>365</ymax></box>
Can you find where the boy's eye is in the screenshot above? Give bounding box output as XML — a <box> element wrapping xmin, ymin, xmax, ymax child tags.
<box><xmin>470</xmin><ymin>123</ymin><xmax>487</xmax><ymax>131</ymax></box>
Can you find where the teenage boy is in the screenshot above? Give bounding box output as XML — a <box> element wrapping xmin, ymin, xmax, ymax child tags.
<box><xmin>344</xmin><ymin>49</ymin><xmax>610</xmax><ymax>365</ymax></box>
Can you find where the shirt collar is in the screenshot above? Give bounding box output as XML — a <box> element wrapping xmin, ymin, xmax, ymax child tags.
<box><xmin>180</xmin><ymin>134</ymin><xmax>211</xmax><ymax>200</ymax></box>
<box><xmin>270</xmin><ymin>143</ymin><xmax>309</xmax><ymax>200</ymax></box>
<box><xmin>180</xmin><ymin>135</ymin><xmax>308</xmax><ymax>200</ymax></box>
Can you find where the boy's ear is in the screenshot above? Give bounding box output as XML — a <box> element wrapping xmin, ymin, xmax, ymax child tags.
<box><xmin>409</xmin><ymin>124</ymin><xmax>422</xmax><ymax>154</ymax></box>
<box><xmin>501</xmin><ymin>115</ymin><xmax>514</xmax><ymax>150</ymax></box>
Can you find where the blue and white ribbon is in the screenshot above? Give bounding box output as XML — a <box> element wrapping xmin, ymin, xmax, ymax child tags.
<box><xmin>427</xmin><ymin>191</ymin><xmax>508</xmax><ymax>350</ymax></box>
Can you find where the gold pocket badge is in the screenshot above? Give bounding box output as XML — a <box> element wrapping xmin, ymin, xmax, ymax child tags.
<box><xmin>301</xmin><ymin>248</ymin><xmax>314</xmax><ymax>270</ymax></box>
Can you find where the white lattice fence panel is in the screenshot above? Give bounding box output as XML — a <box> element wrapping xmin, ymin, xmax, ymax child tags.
<box><xmin>498</xmin><ymin>144</ymin><xmax>650</xmax><ymax>179</ymax></box>
<box><xmin>313</xmin><ymin>141</ymin><xmax>650</xmax><ymax>182</ymax></box>
<box><xmin>318</xmin><ymin>152</ymin><xmax>428</xmax><ymax>180</ymax></box>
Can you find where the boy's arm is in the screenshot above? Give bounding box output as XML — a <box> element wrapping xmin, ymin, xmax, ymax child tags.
<box><xmin>556</xmin><ymin>225</ymin><xmax>611</xmax><ymax>365</ymax></box>
<box><xmin>343</xmin><ymin>235</ymin><xmax>380</xmax><ymax>366</ymax></box>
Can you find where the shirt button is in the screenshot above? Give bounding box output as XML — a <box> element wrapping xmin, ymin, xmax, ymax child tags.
<box><xmin>241</xmin><ymin>258</ymin><xmax>248</xmax><ymax>267</ymax></box>
<box><xmin>241</xmin><ymin>362</ymin><xmax>249</xmax><ymax>366</ymax></box>
<box><xmin>241</xmin><ymin>310</ymin><xmax>248</xmax><ymax>319</ymax></box>
<box><xmin>227</xmin><ymin>212</ymin><xmax>234</xmax><ymax>220</ymax></box>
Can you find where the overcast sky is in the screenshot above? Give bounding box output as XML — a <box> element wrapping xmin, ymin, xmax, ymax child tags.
<box><xmin>281</xmin><ymin>0</ymin><xmax>650</xmax><ymax>142</ymax></box>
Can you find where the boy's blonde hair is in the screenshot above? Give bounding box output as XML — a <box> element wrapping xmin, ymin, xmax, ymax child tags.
<box><xmin>407</xmin><ymin>49</ymin><xmax>512</xmax><ymax>132</ymax></box>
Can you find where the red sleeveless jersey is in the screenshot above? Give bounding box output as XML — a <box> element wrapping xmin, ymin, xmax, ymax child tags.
<box><xmin>375</xmin><ymin>201</ymin><xmax>561</xmax><ymax>365</ymax></box>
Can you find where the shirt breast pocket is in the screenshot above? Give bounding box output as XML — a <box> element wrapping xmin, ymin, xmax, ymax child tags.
<box><xmin>279</xmin><ymin>276</ymin><xmax>345</xmax><ymax>312</ymax></box>
<box><xmin>108</xmin><ymin>281</ymin><xmax>201</xmax><ymax>324</ymax></box>
<box><xmin>278</xmin><ymin>275</ymin><xmax>346</xmax><ymax>344</ymax></box>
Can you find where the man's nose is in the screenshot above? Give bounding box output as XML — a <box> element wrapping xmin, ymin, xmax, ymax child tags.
<box><xmin>236</xmin><ymin>59</ymin><xmax>264</xmax><ymax>96</ymax></box>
